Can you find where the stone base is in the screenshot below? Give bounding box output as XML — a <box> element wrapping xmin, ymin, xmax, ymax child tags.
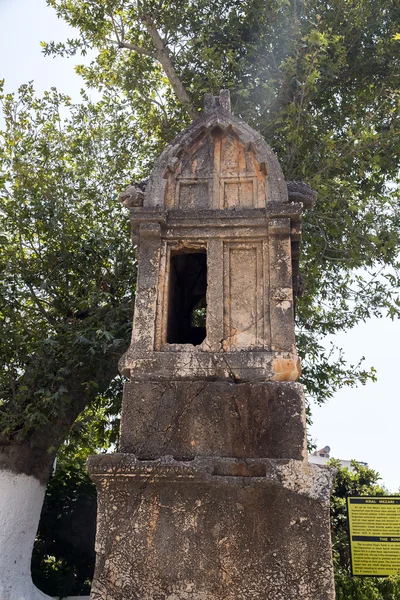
<box><xmin>88</xmin><ymin>455</ymin><xmax>336</xmax><ymax>600</ymax></box>
<box><xmin>120</xmin><ymin>381</ymin><xmax>307</xmax><ymax>460</ymax></box>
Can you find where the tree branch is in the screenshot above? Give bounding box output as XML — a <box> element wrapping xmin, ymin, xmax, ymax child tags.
<box><xmin>106</xmin><ymin>11</ymin><xmax>153</xmax><ymax>59</ymax></box>
<box><xmin>105</xmin><ymin>36</ymin><xmax>155</xmax><ymax>58</ymax></box>
<box><xmin>136</xmin><ymin>90</ymin><xmax>169</xmax><ymax>122</ymax></box>
<box><xmin>118</xmin><ymin>40</ymin><xmax>155</xmax><ymax>58</ymax></box>
<box><xmin>107</xmin><ymin>7</ymin><xmax>197</xmax><ymax>120</ymax></box>
<box><xmin>141</xmin><ymin>13</ymin><xmax>198</xmax><ymax>121</ymax></box>
<box><xmin>26</xmin><ymin>282</ymin><xmax>58</xmax><ymax>327</ymax></box>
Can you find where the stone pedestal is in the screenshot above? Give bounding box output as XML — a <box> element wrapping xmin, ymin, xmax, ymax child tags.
<box><xmin>88</xmin><ymin>382</ymin><xmax>335</xmax><ymax>600</ymax></box>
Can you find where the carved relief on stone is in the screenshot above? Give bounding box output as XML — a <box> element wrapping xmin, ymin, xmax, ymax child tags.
<box><xmin>164</xmin><ymin>128</ymin><xmax>268</xmax><ymax>210</ymax></box>
<box><xmin>119</xmin><ymin>91</ymin><xmax>303</xmax><ymax>380</ymax></box>
<box><xmin>222</xmin><ymin>241</ymin><xmax>266</xmax><ymax>350</ymax></box>
<box><xmin>119</xmin><ymin>180</ymin><xmax>147</xmax><ymax>208</ymax></box>
<box><xmin>89</xmin><ymin>93</ymin><xmax>335</xmax><ymax>600</ymax></box>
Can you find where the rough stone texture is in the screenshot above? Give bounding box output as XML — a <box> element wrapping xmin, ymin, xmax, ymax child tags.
<box><xmin>88</xmin><ymin>456</ymin><xmax>336</xmax><ymax>600</ymax></box>
<box><xmin>119</xmin><ymin>381</ymin><xmax>307</xmax><ymax>460</ymax></box>
<box><xmin>119</xmin><ymin>209</ymin><xmax>301</xmax><ymax>380</ymax></box>
<box><xmin>287</xmin><ymin>180</ymin><xmax>317</xmax><ymax>210</ymax></box>
<box><xmin>119</xmin><ymin>349</ymin><xmax>301</xmax><ymax>382</ymax></box>
<box><xmin>88</xmin><ymin>91</ymin><xmax>335</xmax><ymax>600</ymax></box>
<box><xmin>144</xmin><ymin>102</ymin><xmax>288</xmax><ymax>210</ymax></box>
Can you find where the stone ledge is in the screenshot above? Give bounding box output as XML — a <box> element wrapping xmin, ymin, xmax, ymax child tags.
<box><xmin>130</xmin><ymin>205</ymin><xmax>303</xmax><ymax>244</ymax></box>
<box><xmin>88</xmin><ymin>455</ymin><xmax>336</xmax><ymax>502</ymax></box>
<box><xmin>287</xmin><ymin>180</ymin><xmax>317</xmax><ymax>210</ymax></box>
<box><xmin>119</xmin><ymin>349</ymin><xmax>301</xmax><ymax>381</ymax></box>
<box><xmin>89</xmin><ymin>451</ymin><xmax>336</xmax><ymax>600</ymax></box>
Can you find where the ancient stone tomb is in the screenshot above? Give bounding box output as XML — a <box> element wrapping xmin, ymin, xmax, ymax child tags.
<box><xmin>88</xmin><ymin>91</ymin><xmax>335</xmax><ymax>600</ymax></box>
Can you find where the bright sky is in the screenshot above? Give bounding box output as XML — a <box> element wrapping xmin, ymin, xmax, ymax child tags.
<box><xmin>1</xmin><ymin>0</ymin><xmax>399</xmax><ymax>491</ymax></box>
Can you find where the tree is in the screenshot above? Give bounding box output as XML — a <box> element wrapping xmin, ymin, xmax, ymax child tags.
<box><xmin>31</xmin><ymin>397</ymin><xmax>120</xmax><ymax>597</ymax></box>
<box><xmin>0</xmin><ymin>83</ymin><xmax>142</xmax><ymax>599</ymax></box>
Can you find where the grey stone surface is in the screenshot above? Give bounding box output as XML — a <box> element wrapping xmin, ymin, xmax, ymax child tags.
<box><xmin>89</xmin><ymin>456</ymin><xmax>336</xmax><ymax>600</ymax></box>
<box><xmin>144</xmin><ymin>105</ymin><xmax>288</xmax><ymax>209</ymax></box>
<box><xmin>116</xmin><ymin>92</ymin><xmax>306</xmax><ymax>382</ymax></box>
<box><xmin>287</xmin><ymin>180</ymin><xmax>317</xmax><ymax>210</ymax></box>
<box><xmin>119</xmin><ymin>349</ymin><xmax>302</xmax><ymax>382</ymax></box>
<box><xmin>119</xmin><ymin>381</ymin><xmax>307</xmax><ymax>460</ymax></box>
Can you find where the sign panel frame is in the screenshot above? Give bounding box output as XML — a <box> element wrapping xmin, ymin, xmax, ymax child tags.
<box><xmin>347</xmin><ymin>496</ymin><xmax>400</xmax><ymax>577</ymax></box>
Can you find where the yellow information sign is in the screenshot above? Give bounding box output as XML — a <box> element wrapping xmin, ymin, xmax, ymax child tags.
<box><xmin>347</xmin><ymin>497</ymin><xmax>400</xmax><ymax>576</ymax></box>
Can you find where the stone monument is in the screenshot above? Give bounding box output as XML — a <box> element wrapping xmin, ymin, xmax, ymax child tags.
<box><xmin>88</xmin><ymin>91</ymin><xmax>336</xmax><ymax>600</ymax></box>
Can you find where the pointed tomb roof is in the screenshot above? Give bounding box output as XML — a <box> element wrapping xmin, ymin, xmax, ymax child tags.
<box><xmin>144</xmin><ymin>90</ymin><xmax>289</xmax><ymax>209</ymax></box>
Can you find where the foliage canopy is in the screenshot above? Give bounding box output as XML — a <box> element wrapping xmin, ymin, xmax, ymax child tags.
<box><xmin>1</xmin><ymin>0</ymin><xmax>399</xmax><ymax>456</ymax></box>
<box><xmin>0</xmin><ymin>83</ymin><xmax>140</xmax><ymax>466</ymax></box>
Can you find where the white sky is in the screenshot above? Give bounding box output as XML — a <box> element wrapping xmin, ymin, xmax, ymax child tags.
<box><xmin>1</xmin><ymin>0</ymin><xmax>399</xmax><ymax>491</ymax></box>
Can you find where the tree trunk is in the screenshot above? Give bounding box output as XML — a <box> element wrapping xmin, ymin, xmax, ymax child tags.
<box><xmin>0</xmin><ymin>407</ymin><xmax>98</xmax><ymax>600</ymax></box>
<box><xmin>0</xmin><ymin>450</ymin><xmax>54</xmax><ymax>600</ymax></box>
<box><xmin>141</xmin><ymin>14</ymin><xmax>198</xmax><ymax>121</ymax></box>
<box><xmin>0</xmin><ymin>312</ymin><xmax>125</xmax><ymax>597</ymax></box>
<box><xmin>0</xmin><ymin>365</ymin><xmax>119</xmax><ymax>599</ymax></box>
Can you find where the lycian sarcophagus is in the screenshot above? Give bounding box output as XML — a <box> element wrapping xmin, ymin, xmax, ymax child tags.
<box><xmin>119</xmin><ymin>91</ymin><xmax>310</xmax><ymax>383</ymax></box>
<box><xmin>88</xmin><ymin>91</ymin><xmax>335</xmax><ymax>600</ymax></box>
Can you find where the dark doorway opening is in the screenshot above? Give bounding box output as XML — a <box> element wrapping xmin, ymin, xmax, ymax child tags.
<box><xmin>167</xmin><ymin>251</ymin><xmax>207</xmax><ymax>345</ymax></box>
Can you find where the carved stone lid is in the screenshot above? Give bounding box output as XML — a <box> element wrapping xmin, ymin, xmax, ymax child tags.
<box><xmin>144</xmin><ymin>90</ymin><xmax>288</xmax><ymax>209</ymax></box>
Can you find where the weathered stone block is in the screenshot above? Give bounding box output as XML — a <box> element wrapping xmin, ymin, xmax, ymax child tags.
<box><xmin>88</xmin><ymin>455</ymin><xmax>336</xmax><ymax>600</ymax></box>
<box><xmin>120</xmin><ymin>381</ymin><xmax>307</xmax><ymax>461</ymax></box>
<box><xmin>119</xmin><ymin>349</ymin><xmax>301</xmax><ymax>382</ymax></box>
<box><xmin>118</xmin><ymin>94</ymin><xmax>304</xmax><ymax>380</ymax></box>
